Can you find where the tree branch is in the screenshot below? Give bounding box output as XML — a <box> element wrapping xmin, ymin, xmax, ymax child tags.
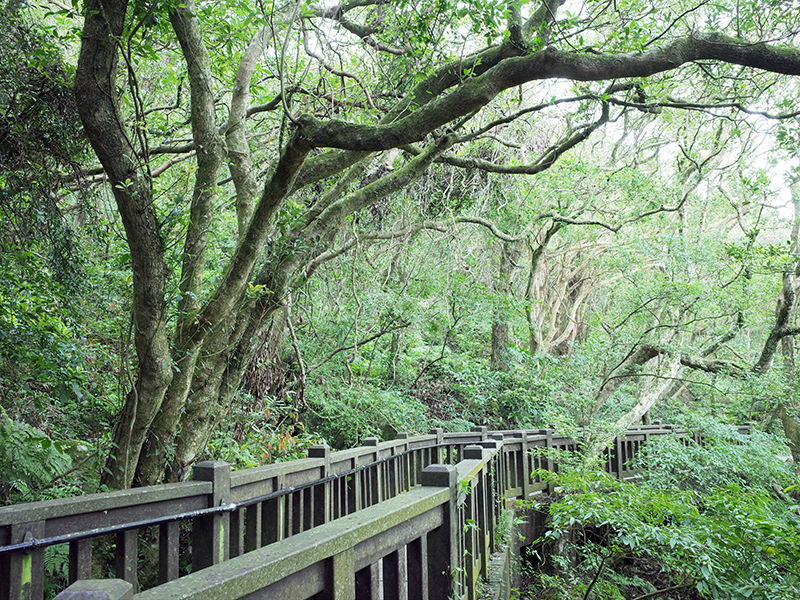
<box><xmin>631</xmin><ymin>582</ymin><xmax>695</xmax><ymax>600</ymax></box>
<box><xmin>754</xmin><ymin>266</ymin><xmax>800</xmax><ymax>374</ymax></box>
<box><xmin>302</xmin><ymin>25</ymin><xmax>376</xmax><ymax>109</ymax></box>
<box><xmin>183</xmin><ymin>132</ymin><xmax>313</xmax><ymax>345</ymax></box>
<box><xmin>453</xmin><ymin>216</ymin><xmax>527</xmax><ymax>243</ymax></box>
<box><xmin>169</xmin><ymin>0</ymin><xmax>225</xmax><ymax>321</ymax></box>
<box><xmin>306</xmin><ymin>136</ymin><xmax>456</xmax><ymax>238</ymax></box>
<box><xmin>309</xmin><ymin>320</ymin><xmax>410</xmax><ymax>372</ymax></box>
<box><xmin>227</xmin><ymin>26</ymin><xmax>274</xmax><ymax>239</ymax></box>
<box><xmin>310</xmin><ymin>0</ymin><xmax>409</xmax><ymax>55</ymax></box>
<box><xmin>295</xmin><ymin>33</ymin><xmax>800</xmax><ymax>152</ymax></box>
<box><xmin>607</xmin><ymin>97</ymin><xmax>800</xmax><ymax>120</ymax></box>
<box><xmin>303</xmin><ymin>220</ymin><xmax>446</xmax><ymax>280</ymax></box>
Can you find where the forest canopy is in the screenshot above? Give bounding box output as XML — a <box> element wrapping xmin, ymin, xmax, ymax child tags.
<box><xmin>2</xmin><ymin>0</ymin><xmax>800</xmax><ymax>498</ymax></box>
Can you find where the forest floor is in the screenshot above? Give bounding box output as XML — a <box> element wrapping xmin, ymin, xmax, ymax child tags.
<box><xmin>518</xmin><ymin>555</ymin><xmax>703</xmax><ymax>600</ymax></box>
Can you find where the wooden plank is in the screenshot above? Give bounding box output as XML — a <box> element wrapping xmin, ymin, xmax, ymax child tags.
<box><xmin>5</xmin><ymin>521</ymin><xmax>45</xmax><ymax>600</ymax></box>
<box><xmin>0</xmin><ymin>483</ymin><xmax>211</xmax><ymax>529</ymax></box>
<box><xmin>354</xmin><ymin>563</ymin><xmax>379</xmax><ymax>600</ymax></box>
<box><xmin>35</xmin><ymin>495</ymin><xmax>209</xmax><ymax>540</ymax></box>
<box><xmin>115</xmin><ymin>529</ymin><xmax>138</xmax><ymax>592</ymax></box>
<box><xmin>68</xmin><ymin>538</ymin><xmax>92</xmax><ymax>584</ymax></box>
<box><xmin>158</xmin><ymin>522</ymin><xmax>179</xmax><ymax>583</ymax></box>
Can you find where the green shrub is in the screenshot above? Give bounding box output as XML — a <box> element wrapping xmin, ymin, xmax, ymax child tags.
<box><xmin>305</xmin><ymin>384</ymin><xmax>428</xmax><ymax>448</ymax></box>
<box><xmin>531</xmin><ymin>425</ymin><xmax>800</xmax><ymax>599</ymax></box>
<box><xmin>205</xmin><ymin>394</ymin><xmax>325</xmax><ymax>469</ymax></box>
<box><xmin>633</xmin><ymin>423</ymin><xmax>795</xmax><ymax>493</ymax></box>
<box><xmin>0</xmin><ymin>410</ymin><xmax>73</xmax><ymax>503</ymax></box>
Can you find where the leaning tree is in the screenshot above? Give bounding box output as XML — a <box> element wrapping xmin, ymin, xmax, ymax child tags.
<box><xmin>72</xmin><ymin>0</ymin><xmax>800</xmax><ymax>487</ymax></box>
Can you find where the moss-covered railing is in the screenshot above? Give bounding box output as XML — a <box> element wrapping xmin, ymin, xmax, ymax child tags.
<box><xmin>1</xmin><ymin>423</ymin><xmax>744</xmax><ymax>600</ymax></box>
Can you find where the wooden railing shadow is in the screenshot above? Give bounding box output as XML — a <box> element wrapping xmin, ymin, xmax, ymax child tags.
<box><xmin>0</xmin><ymin>423</ymin><xmax>748</xmax><ymax>600</ymax></box>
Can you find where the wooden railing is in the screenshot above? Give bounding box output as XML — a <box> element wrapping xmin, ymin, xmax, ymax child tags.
<box><xmin>1</xmin><ymin>423</ymin><xmax>746</xmax><ymax>600</ymax></box>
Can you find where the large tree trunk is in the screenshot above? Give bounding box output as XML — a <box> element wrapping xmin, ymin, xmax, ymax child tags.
<box><xmin>75</xmin><ymin>0</ymin><xmax>173</xmax><ymax>489</ymax></box>
<box><xmin>164</xmin><ymin>312</ymin><xmax>248</xmax><ymax>482</ymax></box>
<box><xmin>779</xmin><ymin>333</ymin><xmax>800</xmax><ymax>463</ymax></box>
<box><xmin>586</xmin><ymin>356</ymin><xmax>683</xmax><ymax>458</ymax></box>
<box><xmin>166</xmin><ymin>304</ymin><xmax>290</xmax><ymax>482</ymax></box>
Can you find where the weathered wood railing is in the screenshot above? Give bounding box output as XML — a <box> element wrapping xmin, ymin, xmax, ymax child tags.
<box><xmin>1</xmin><ymin>423</ymin><xmax>747</xmax><ymax>600</ymax></box>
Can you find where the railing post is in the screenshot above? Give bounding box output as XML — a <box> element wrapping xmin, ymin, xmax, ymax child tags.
<box><xmin>329</xmin><ymin>548</ymin><xmax>356</xmax><ymax>600</ymax></box>
<box><xmin>462</xmin><ymin>445</ymin><xmax>485</xmax><ymax>597</ymax></box>
<box><xmin>54</xmin><ymin>580</ymin><xmax>133</xmax><ymax>600</ymax></box>
<box><xmin>463</xmin><ymin>445</ymin><xmax>484</xmax><ymax>460</ymax></box>
<box><xmin>470</xmin><ymin>426</ymin><xmax>488</xmax><ymax>442</ymax></box>
<box><xmin>192</xmin><ymin>460</ymin><xmax>231</xmax><ymax>571</ymax></box>
<box><xmin>158</xmin><ymin>521</ymin><xmax>180</xmax><ymax>583</ymax></box>
<box><xmin>614</xmin><ymin>436</ymin><xmax>624</xmax><ymax>479</ymax></box>
<box><xmin>421</xmin><ymin>464</ymin><xmax>459</xmax><ymax>600</ymax></box>
<box><xmin>363</xmin><ymin>437</ymin><xmax>381</xmax><ymax>505</ymax></box>
<box><xmin>3</xmin><ymin>521</ymin><xmax>45</xmax><ymax>600</ymax></box>
<box><xmin>394</xmin><ymin>432</ymin><xmax>410</xmax><ymax>494</ymax></box>
<box><xmin>230</xmin><ymin>507</ymin><xmax>245</xmax><ymax>558</ymax></box>
<box><xmin>114</xmin><ymin>529</ymin><xmax>138</xmax><ymax>591</ymax></box>
<box><xmin>544</xmin><ymin>428</ymin><xmax>555</xmax><ymax>494</ymax></box>
<box><xmin>262</xmin><ymin>473</ymin><xmax>286</xmax><ymax>543</ymax></box>
<box><xmin>308</xmin><ymin>444</ymin><xmax>331</xmax><ymax>526</ymax></box>
<box><xmin>521</xmin><ymin>431</ymin><xmax>533</xmax><ymax>498</ymax></box>
<box><xmin>484</xmin><ymin>438</ymin><xmax>502</xmax><ymax>551</ymax></box>
<box><xmin>69</xmin><ymin>538</ymin><xmax>92</xmax><ymax>584</ymax></box>
<box><xmin>429</xmin><ymin>428</ymin><xmax>444</xmax><ymax>465</ymax></box>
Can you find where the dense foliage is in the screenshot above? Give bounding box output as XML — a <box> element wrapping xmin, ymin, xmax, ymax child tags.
<box><xmin>527</xmin><ymin>425</ymin><xmax>800</xmax><ymax>599</ymax></box>
<box><xmin>0</xmin><ymin>1</ymin><xmax>799</xmax><ymax>595</ymax></box>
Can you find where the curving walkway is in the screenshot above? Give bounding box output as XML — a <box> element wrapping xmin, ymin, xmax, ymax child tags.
<box><xmin>1</xmin><ymin>423</ymin><xmax>734</xmax><ymax>600</ymax></box>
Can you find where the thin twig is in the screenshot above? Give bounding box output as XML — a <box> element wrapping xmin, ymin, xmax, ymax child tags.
<box><xmin>631</xmin><ymin>582</ymin><xmax>694</xmax><ymax>600</ymax></box>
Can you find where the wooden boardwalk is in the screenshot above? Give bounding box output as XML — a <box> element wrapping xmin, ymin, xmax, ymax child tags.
<box><xmin>1</xmin><ymin>423</ymin><xmax>738</xmax><ymax>600</ymax></box>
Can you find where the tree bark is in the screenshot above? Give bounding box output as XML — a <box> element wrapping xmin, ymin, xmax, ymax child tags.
<box><xmin>491</xmin><ymin>242</ymin><xmax>518</xmax><ymax>370</ymax></box>
<box><xmin>134</xmin><ymin>0</ymin><xmax>226</xmax><ymax>487</ymax></box>
<box><xmin>778</xmin><ymin>191</ymin><xmax>800</xmax><ymax>463</ymax></box>
<box><xmin>75</xmin><ymin>0</ymin><xmax>173</xmax><ymax>489</ymax></box>
<box><xmin>525</xmin><ymin>223</ymin><xmax>562</xmax><ymax>354</ymax></box>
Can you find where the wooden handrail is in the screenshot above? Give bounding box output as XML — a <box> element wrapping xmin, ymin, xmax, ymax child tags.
<box><xmin>0</xmin><ymin>423</ymin><xmax>742</xmax><ymax>600</ymax></box>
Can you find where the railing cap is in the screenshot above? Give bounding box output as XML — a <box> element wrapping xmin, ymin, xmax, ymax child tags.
<box><xmin>463</xmin><ymin>445</ymin><xmax>484</xmax><ymax>459</ymax></box>
<box><xmin>420</xmin><ymin>464</ymin><xmax>457</xmax><ymax>488</ymax></box>
<box><xmin>307</xmin><ymin>444</ymin><xmax>330</xmax><ymax>458</ymax></box>
<box><xmin>55</xmin><ymin>580</ymin><xmax>133</xmax><ymax>600</ymax></box>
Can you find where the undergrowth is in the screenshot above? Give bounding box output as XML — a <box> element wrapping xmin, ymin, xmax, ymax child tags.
<box><xmin>521</xmin><ymin>424</ymin><xmax>800</xmax><ymax>600</ymax></box>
